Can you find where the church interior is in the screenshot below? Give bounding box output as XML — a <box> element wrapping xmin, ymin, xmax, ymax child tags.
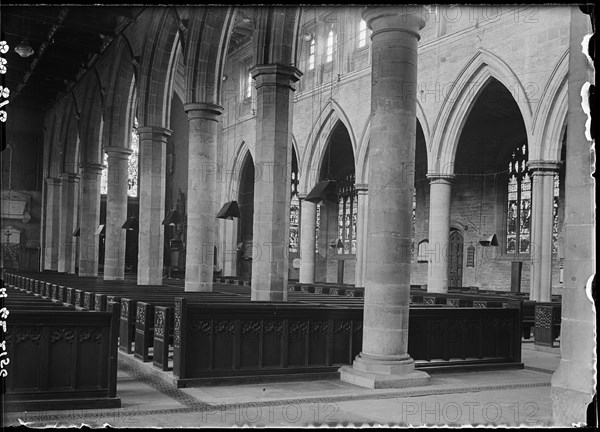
<box><xmin>0</xmin><ymin>5</ymin><xmax>596</xmax><ymax>427</ymax></box>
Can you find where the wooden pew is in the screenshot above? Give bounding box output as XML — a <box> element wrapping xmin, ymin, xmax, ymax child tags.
<box><xmin>3</xmin><ymin>287</ymin><xmax>121</xmax><ymax>411</ymax></box>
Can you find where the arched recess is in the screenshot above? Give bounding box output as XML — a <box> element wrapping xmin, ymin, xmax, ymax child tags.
<box><xmin>237</xmin><ymin>150</ymin><xmax>255</xmax><ymax>279</ymax></box>
<box><xmin>356</xmin><ymin>118</ymin><xmax>428</xmax><ymax>186</ymax></box>
<box><xmin>299</xmin><ymin>101</ymin><xmax>357</xmax><ymax>193</ymax></box>
<box><xmin>137</xmin><ymin>9</ymin><xmax>180</xmax><ymax>128</ymax></box>
<box><xmin>78</xmin><ymin>75</ymin><xmax>105</xmax><ymax>165</ymax></box>
<box><xmin>62</xmin><ymin>103</ymin><xmax>81</xmax><ymax>174</ymax></box>
<box><xmin>103</xmin><ymin>38</ymin><xmax>137</xmax><ymax>149</ymax></box>
<box><xmin>356</xmin><ymin>99</ymin><xmax>429</xmax><ymax>185</ymax></box>
<box><xmin>184</xmin><ymin>7</ymin><xmax>234</xmax><ymax>105</ymax></box>
<box><xmin>429</xmin><ymin>49</ymin><xmax>534</xmax><ymax>175</ymax></box>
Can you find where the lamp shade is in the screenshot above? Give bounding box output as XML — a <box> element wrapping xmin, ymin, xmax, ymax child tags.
<box><xmin>479</xmin><ymin>233</ymin><xmax>499</xmax><ymax>247</ymax></box>
<box><xmin>95</xmin><ymin>224</ymin><xmax>105</xmax><ymax>235</ymax></box>
<box><xmin>72</xmin><ymin>227</ymin><xmax>80</xmax><ymax>237</ymax></box>
<box><xmin>305</xmin><ymin>180</ymin><xmax>337</xmax><ymax>204</ymax></box>
<box><xmin>121</xmin><ymin>217</ymin><xmax>139</xmax><ymax>231</ymax></box>
<box><xmin>216</xmin><ymin>201</ymin><xmax>240</xmax><ymax>219</ymax></box>
<box><xmin>162</xmin><ymin>209</ymin><xmax>180</xmax><ymax>225</ymax></box>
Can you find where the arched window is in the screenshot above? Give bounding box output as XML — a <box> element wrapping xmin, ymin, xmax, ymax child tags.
<box><xmin>358</xmin><ymin>19</ymin><xmax>367</xmax><ymax>48</ymax></box>
<box><xmin>100</xmin><ymin>118</ymin><xmax>138</xmax><ymax>197</ymax></box>
<box><xmin>308</xmin><ymin>38</ymin><xmax>315</xmax><ymax>70</ymax></box>
<box><xmin>326</xmin><ymin>29</ymin><xmax>334</xmax><ymax>63</ymax></box>
<box><xmin>337</xmin><ymin>173</ymin><xmax>357</xmax><ymax>254</ymax></box>
<box><xmin>417</xmin><ymin>240</ymin><xmax>429</xmax><ymax>263</ymax></box>
<box><xmin>289</xmin><ymin>170</ymin><xmax>300</xmax><ymax>253</ymax></box>
<box><xmin>506</xmin><ymin>144</ymin><xmax>531</xmax><ymax>254</ymax></box>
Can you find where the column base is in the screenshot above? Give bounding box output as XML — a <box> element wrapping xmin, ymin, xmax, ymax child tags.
<box><xmin>551</xmin><ymin>386</ymin><xmax>594</xmax><ymax>426</ymax></box>
<box><xmin>184</xmin><ymin>281</ymin><xmax>213</xmax><ymax>292</ymax></box>
<box><xmin>339</xmin><ymin>354</ymin><xmax>430</xmax><ymax>389</ymax></box>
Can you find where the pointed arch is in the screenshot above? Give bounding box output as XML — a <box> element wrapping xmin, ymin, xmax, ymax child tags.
<box><xmin>63</xmin><ymin>102</ymin><xmax>81</xmax><ymax>173</ymax></box>
<box><xmin>429</xmin><ymin>49</ymin><xmax>533</xmax><ymax>175</ymax></box>
<box><xmin>184</xmin><ymin>7</ymin><xmax>234</xmax><ymax>105</ymax></box>
<box><xmin>137</xmin><ymin>9</ymin><xmax>180</xmax><ymax>127</ymax></box>
<box><xmin>530</xmin><ymin>49</ymin><xmax>569</xmax><ymax>161</ymax></box>
<box><xmin>78</xmin><ymin>74</ymin><xmax>105</xmax><ymax>165</ymax></box>
<box><xmin>103</xmin><ymin>37</ymin><xmax>137</xmax><ymax>150</ymax></box>
<box><xmin>228</xmin><ymin>139</ymin><xmax>252</xmax><ymax>201</ymax></box>
<box><xmin>355</xmin><ymin>104</ymin><xmax>430</xmax><ymax>185</ymax></box>
<box><xmin>299</xmin><ymin>101</ymin><xmax>357</xmax><ymax>193</ymax></box>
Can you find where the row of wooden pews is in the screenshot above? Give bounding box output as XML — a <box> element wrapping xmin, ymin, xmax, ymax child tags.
<box><xmin>2</xmin><ymin>272</ymin><xmax>121</xmax><ymax>412</ymax></box>
<box><xmin>3</xmin><ymin>270</ymin><xmax>556</xmax><ymax>393</ymax></box>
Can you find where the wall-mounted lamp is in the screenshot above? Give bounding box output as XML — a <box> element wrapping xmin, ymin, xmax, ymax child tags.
<box><xmin>121</xmin><ymin>217</ymin><xmax>139</xmax><ymax>231</ymax></box>
<box><xmin>162</xmin><ymin>209</ymin><xmax>180</xmax><ymax>226</ymax></box>
<box><xmin>479</xmin><ymin>233</ymin><xmax>499</xmax><ymax>247</ymax></box>
<box><xmin>95</xmin><ymin>224</ymin><xmax>105</xmax><ymax>236</ymax></box>
<box><xmin>14</xmin><ymin>39</ymin><xmax>34</xmax><ymax>58</ymax></box>
<box><xmin>222</xmin><ymin>74</ymin><xmax>228</xmax><ymax>82</ymax></box>
<box><xmin>302</xmin><ymin>32</ymin><xmax>313</xmax><ymax>42</ymax></box>
<box><xmin>305</xmin><ymin>180</ymin><xmax>337</xmax><ymax>205</ymax></box>
<box><xmin>216</xmin><ymin>201</ymin><xmax>240</xmax><ymax>220</ymax></box>
<box><xmin>72</xmin><ymin>227</ymin><xmax>80</xmax><ymax>237</ymax></box>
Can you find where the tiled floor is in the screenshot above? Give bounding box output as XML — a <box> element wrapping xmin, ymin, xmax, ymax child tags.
<box><xmin>3</xmin><ymin>344</ymin><xmax>564</xmax><ymax>427</ymax></box>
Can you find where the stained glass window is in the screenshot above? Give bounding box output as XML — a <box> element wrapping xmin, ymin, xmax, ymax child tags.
<box><xmin>552</xmin><ymin>173</ymin><xmax>560</xmax><ymax>254</ymax></box>
<box><xmin>506</xmin><ymin>143</ymin><xmax>530</xmax><ymax>254</ymax></box>
<box><xmin>337</xmin><ymin>173</ymin><xmax>357</xmax><ymax>254</ymax></box>
<box><xmin>100</xmin><ymin>118</ymin><xmax>138</xmax><ymax>197</ymax></box>
<box><xmin>289</xmin><ymin>170</ymin><xmax>300</xmax><ymax>253</ymax></box>
<box><xmin>308</xmin><ymin>39</ymin><xmax>315</xmax><ymax>70</ymax></box>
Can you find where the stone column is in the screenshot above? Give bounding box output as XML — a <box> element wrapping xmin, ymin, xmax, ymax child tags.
<box><xmin>340</xmin><ymin>6</ymin><xmax>429</xmax><ymax>388</ymax></box>
<box><xmin>43</xmin><ymin>177</ymin><xmax>62</xmax><ymax>271</ymax></box>
<box><xmin>137</xmin><ymin>126</ymin><xmax>171</xmax><ymax>285</ymax></box>
<box><xmin>354</xmin><ymin>184</ymin><xmax>369</xmax><ymax>288</ymax></box>
<box><xmin>426</xmin><ymin>175</ymin><xmax>453</xmax><ymax>293</ymax></box>
<box><xmin>183</xmin><ymin>103</ymin><xmax>223</xmax><ymax>292</ymax></box>
<box><xmin>103</xmin><ymin>146</ymin><xmax>132</xmax><ymax>281</ymax></box>
<box><xmin>299</xmin><ymin>193</ymin><xmax>317</xmax><ymax>284</ymax></box>
<box><xmin>249</xmin><ymin>64</ymin><xmax>302</xmax><ymax>301</ymax></box>
<box><xmin>57</xmin><ymin>172</ymin><xmax>80</xmax><ymax>273</ymax></box>
<box><xmin>78</xmin><ymin>163</ymin><xmax>104</xmax><ymax>277</ymax></box>
<box><xmin>528</xmin><ymin>160</ymin><xmax>560</xmax><ymax>302</ymax></box>
<box><xmin>551</xmin><ymin>7</ymin><xmax>596</xmax><ymax>425</ymax></box>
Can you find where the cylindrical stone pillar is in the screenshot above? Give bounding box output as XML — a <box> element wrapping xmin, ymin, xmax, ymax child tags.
<box><xmin>426</xmin><ymin>175</ymin><xmax>453</xmax><ymax>293</ymax></box>
<box><xmin>78</xmin><ymin>163</ymin><xmax>104</xmax><ymax>277</ymax></box>
<box><xmin>183</xmin><ymin>103</ymin><xmax>223</xmax><ymax>292</ymax></box>
<box><xmin>103</xmin><ymin>146</ymin><xmax>132</xmax><ymax>281</ymax></box>
<box><xmin>43</xmin><ymin>177</ymin><xmax>62</xmax><ymax>271</ymax></box>
<box><xmin>299</xmin><ymin>194</ymin><xmax>317</xmax><ymax>284</ymax></box>
<box><xmin>137</xmin><ymin>126</ymin><xmax>171</xmax><ymax>286</ymax></box>
<box><xmin>354</xmin><ymin>184</ymin><xmax>369</xmax><ymax>288</ymax></box>
<box><xmin>528</xmin><ymin>160</ymin><xmax>560</xmax><ymax>302</ymax></box>
<box><xmin>340</xmin><ymin>6</ymin><xmax>429</xmax><ymax>388</ymax></box>
<box><xmin>58</xmin><ymin>172</ymin><xmax>80</xmax><ymax>274</ymax></box>
<box><xmin>249</xmin><ymin>64</ymin><xmax>302</xmax><ymax>301</ymax></box>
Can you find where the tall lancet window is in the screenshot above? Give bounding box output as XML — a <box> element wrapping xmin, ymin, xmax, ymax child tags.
<box><xmin>506</xmin><ymin>143</ymin><xmax>531</xmax><ymax>254</ymax></box>
<box><xmin>289</xmin><ymin>169</ymin><xmax>300</xmax><ymax>253</ymax></box>
<box><xmin>337</xmin><ymin>173</ymin><xmax>357</xmax><ymax>254</ymax></box>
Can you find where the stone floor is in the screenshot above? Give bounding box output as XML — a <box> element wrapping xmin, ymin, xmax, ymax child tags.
<box><xmin>2</xmin><ymin>343</ymin><xmax>568</xmax><ymax>428</ymax></box>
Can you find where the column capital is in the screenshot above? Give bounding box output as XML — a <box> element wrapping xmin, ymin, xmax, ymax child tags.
<box><xmin>45</xmin><ymin>177</ymin><xmax>62</xmax><ymax>186</ymax></box>
<box><xmin>184</xmin><ymin>102</ymin><xmax>224</xmax><ymax>122</ymax></box>
<box><xmin>355</xmin><ymin>183</ymin><xmax>369</xmax><ymax>193</ymax></box>
<box><xmin>137</xmin><ymin>126</ymin><xmax>172</xmax><ymax>142</ymax></box>
<box><xmin>59</xmin><ymin>172</ymin><xmax>81</xmax><ymax>182</ymax></box>
<box><xmin>249</xmin><ymin>64</ymin><xmax>303</xmax><ymax>89</ymax></box>
<box><xmin>527</xmin><ymin>160</ymin><xmax>562</xmax><ymax>174</ymax></box>
<box><xmin>362</xmin><ymin>6</ymin><xmax>426</xmax><ymax>38</ymax></box>
<box><xmin>104</xmin><ymin>146</ymin><xmax>133</xmax><ymax>159</ymax></box>
<box><xmin>80</xmin><ymin>163</ymin><xmax>106</xmax><ymax>175</ymax></box>
<box><xmin>426</xmin><ymin>173</ymin><xmax>455</xmax><ymax>183</ymax></box>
